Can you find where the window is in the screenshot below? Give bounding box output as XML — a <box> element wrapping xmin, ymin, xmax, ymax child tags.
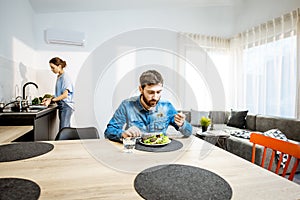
<box><xmin>243</xmin><ymin>36</ymin><xmax>296</xmax><ymax>118</ymax></box>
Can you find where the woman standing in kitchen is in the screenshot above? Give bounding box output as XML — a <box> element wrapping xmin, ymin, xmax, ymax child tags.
<box><xmin>42</xmin><ymin>57</ymin><xmax>75</xmax><ymax>130</ymax></box>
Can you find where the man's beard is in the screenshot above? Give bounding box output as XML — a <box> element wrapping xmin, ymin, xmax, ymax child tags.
<box><xmin>142</xmin><ymin>94</ymin><xmax>160</xmax><ymax>108</ymax></box>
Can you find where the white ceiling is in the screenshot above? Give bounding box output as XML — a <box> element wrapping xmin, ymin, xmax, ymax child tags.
<box><xmin>29</xmin><ymin>0</ymin><xmax>241</xmax><ymax>13</ymax></box>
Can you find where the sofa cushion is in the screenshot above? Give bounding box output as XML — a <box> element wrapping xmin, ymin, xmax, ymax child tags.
<box><xmin>226</xmin><ymin>135</ymin><xmax>262</xmax><ymax>165</ymax></box>
<box><xmin>208</xmin><ymin>111</ymin><xmax>229</xmax><ymax>124</ymax></box>
<box><xmin>256</xmin><ymin>115</ymin><xmax>300</xmax><ymax>141</ymax></box>
<box><xmin>263</xmin><ymin>129</ymin><xmax>287</xmax><ymax>140</ymax></box>
<box><xmin>226</xmin><ymin>129</ymin><xmax>251</xmax><ymax>139</ymax></box>
<box><xmin>227</xmin><ymin>110</ymin><xmax>248</xmax><ymax>129</ymax></box>
<box><xmin>245</xmin><ymin>114</ymin><xmax>256</xmax><ymax>130</ymax></box>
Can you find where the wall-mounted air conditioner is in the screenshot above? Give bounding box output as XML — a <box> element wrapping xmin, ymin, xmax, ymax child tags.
<box><xmin>45</xmin><ymin>28</ymin><xmax>86</xmax><ymax>46</ymax></box>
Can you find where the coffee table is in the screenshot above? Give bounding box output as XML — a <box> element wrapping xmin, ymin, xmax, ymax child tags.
<box><xmin>196</xmin><ymin>129</ymin><xmax>230</xmax><ymax>150</ymax></box>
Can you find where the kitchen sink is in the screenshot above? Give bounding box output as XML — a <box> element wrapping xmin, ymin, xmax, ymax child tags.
<box><xmin>27</xmin><ymin>105</ymin><xmax>48</xmax><ymax>112</ymax></box>
<box><xmin>0</xmin><ymin>105</ymin><xmax>48</xmax><ymax>113</ymax></box>
<box><xmin>26</xmin><ymin>108</ymin><xmax>44</xmax><ymax>113</ymax></box>
<box><xmin>28</xmin><ymin>105</ymin><xmax>48</xmax><ymax>110</ymax></box>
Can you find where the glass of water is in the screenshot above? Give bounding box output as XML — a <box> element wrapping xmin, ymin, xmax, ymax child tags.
<box><xmin>123</xmin><ymin>137</ymin><xmax>136</xmax><ymax>153</ymax></box>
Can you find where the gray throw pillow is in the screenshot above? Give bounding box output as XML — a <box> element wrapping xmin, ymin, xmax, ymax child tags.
<box><xmin>227</xmin><ymin>110</ymin><xmax>248</xmax><ymax>129</ymax></box>
<box><xmin>209</xmin><ymin>111</ymin><xmax>228</xmax><ymax>124</ymax></box>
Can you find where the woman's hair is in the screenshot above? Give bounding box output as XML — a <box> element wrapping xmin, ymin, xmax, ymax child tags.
<box><xmin>49</xmin><ymin>57</ymin><xmax>67</xmax><ymax>68</ymax></box>
<box><xmin>140</xmin><ymin>70</ymin><xmax>164</xmax><ymax>89</ymax></box>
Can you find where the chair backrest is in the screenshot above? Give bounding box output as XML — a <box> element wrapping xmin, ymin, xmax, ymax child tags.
<box><xmin>250</xmin><ymin>133</ymin><xmax>300</xmax><ymax>181</ymax></box>
<box><xmin>55</xmin><ymin>127</ymin><xmax>99</xmax><ymax>140</ymax></box>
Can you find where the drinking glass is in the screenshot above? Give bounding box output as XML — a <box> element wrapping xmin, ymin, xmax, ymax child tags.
<box><xmin>123</xmin><ymin>137</ymin><xmax>136</xmax><ymax>153</ymax></box>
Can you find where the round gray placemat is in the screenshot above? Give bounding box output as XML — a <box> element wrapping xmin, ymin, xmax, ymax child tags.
<box><xmin>0</xmin><ymin>178</ymin><xmax>40</xmax><ymax>200</ymax></box>
<box><xmin>135</xmin><ymin>139</ymin><xmax>183</xmax><ymax>152</ymax></box>
<box><xmin>0</xmin><ymin>142</ymin><xmax>54</xmax><ymax>162</ymax></box>
<box><xmin>134</xmin><ymin>164</ymin><xmax>232</xmax><ymax>200</ymax></box>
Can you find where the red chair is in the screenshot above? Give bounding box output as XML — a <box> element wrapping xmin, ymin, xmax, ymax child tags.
<box><xmin>250</xmin><ymin>133</ymin><xmax>300</xmax><ymax>181</ymax></box>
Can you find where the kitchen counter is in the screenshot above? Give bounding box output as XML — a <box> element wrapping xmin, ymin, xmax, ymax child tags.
<box><xmin>0</xmin><ymin>104</ymin><xmax>58</xmax><ymax>141</ymax></box>
<box><xmin>0</xmin><ymin>104</ymin><xmax>57</xmax><ymax>117</ymax></box>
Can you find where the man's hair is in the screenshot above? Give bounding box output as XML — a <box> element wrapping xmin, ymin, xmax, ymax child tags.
<box><xmin>139</xmin><ymin>70</ymin><xmax>164</xmax><ymax>89</ymax></box>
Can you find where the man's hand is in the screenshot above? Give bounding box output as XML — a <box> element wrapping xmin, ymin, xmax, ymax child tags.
<box><xmin>122</xmin><ymin>126</ymin><xmax>141</xmax><ymax>138</ymax></box>
<box><xmin>174</xmin><ymin>112</ymin><xmax>186</xmax><ymax>127</ymax></box>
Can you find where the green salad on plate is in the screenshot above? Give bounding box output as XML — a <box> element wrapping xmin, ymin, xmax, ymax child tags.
<box><xmin>141</xmin><ymin>133</ymin><xmax>170</xmax><ymax>145</ymax></box>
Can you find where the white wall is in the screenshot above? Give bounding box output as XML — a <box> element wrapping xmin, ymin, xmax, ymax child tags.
<box><xmin>32</xmin><ymin>0</ymin><xmax>300</xmax><ymax>81</ymax></box>
<box><xmin>233</xmin><ymin>0</ymin><xmax>300</xmax><ymax>35</ymax></box>
<box><xmin>0</xmin><ymin>0</ymin><xmax>36</xmax><ymax>64</ymax></box>
<box><xmin>1</xmin><ymin>0</ymin><xmax>300</xmax><ymax>131</ymax></box>
<box><xmin>33</xmin><ymin>6</ymin><xmax>237</xmax><ymax>76</ymax></box>
<box><xmin>0</xmin><ymin>0</ymin><xmax>38</xmax><ymax>102</ymax></box>
<box><xmin>33</xmin><ymin>7</ymin><xmax>237</xmax><ymax>130</ymax></box>
<box><xmin>1</xmin><ymin>0</ymin><xmax>297</xmax><ymax>98</ymax></box>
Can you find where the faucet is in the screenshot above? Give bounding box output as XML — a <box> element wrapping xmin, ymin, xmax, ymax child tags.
<box><xmin>23</xmin><ymin>82</ymin><xmax>38</xmax><ymax>99</ymax></box>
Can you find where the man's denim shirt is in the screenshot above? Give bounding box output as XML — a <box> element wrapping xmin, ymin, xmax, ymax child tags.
<box><xmin>104</xmin><ymin>96</ymin><xmax>192</xmax><ymax>141</ymax></box>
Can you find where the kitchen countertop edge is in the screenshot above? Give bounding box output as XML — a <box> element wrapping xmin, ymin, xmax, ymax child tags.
<box><xmin>0</xmin><ymin>104</ymin><xmax>58</xmax><ymax>118</ymax></box>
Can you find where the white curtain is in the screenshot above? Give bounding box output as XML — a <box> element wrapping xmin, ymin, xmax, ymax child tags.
<box><xmin>181</xmin><ymin>8</ymin><xmax>300</xmax><ymax>118</ymax></box>
<box><xmin>180</xmin><ymin>33</ymin><xmax>234</xmax><ymax>111</ymax></box>
<box><xmin>231</xmin><ymin>9</ymin><xmax>299</xmax><ymax>118</ymax></box>
<box><xmin>182</xmin><ymin>33</ymin><xmax>230</xmax><ymax>50</ymax></box>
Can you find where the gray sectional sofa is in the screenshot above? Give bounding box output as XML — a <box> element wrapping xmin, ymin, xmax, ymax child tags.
<box><xmin>182</xmin><ymin>110</ymin><xmax>300</xmax><ymax>173</ymax></box>
<box><xmin>226</xmin><ymin>113</ymin><xmax>300</xmax><ymax>172</ymax></box>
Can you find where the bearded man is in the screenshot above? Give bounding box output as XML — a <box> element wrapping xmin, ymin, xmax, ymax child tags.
<box><xmin>104</xmin><ymin>69</ymin><xmax>192</xmax><ymax>142</ymax></box>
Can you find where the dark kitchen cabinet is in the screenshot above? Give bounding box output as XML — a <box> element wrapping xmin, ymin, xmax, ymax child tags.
<box><xmin>0</xmin><ymin>105</ymin><xmax>59</xmax><ymax>141</ymax></box>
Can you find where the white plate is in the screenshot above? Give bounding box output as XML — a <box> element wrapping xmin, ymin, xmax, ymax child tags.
<box><xmin>138</xmin><ymin>138</ymin><xmax>171</xmax><ymax>146</ymax></box>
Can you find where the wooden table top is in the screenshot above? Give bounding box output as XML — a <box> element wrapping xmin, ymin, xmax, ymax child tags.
<box><xmin>0</xmin><ymin>126</ymin><xmax>33</xmax><ymax>143</ymax></box>
<box><xmin>0</xmin><ymin>135</ymin><xmax>299</xmax><ymax>199</ymax></box>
